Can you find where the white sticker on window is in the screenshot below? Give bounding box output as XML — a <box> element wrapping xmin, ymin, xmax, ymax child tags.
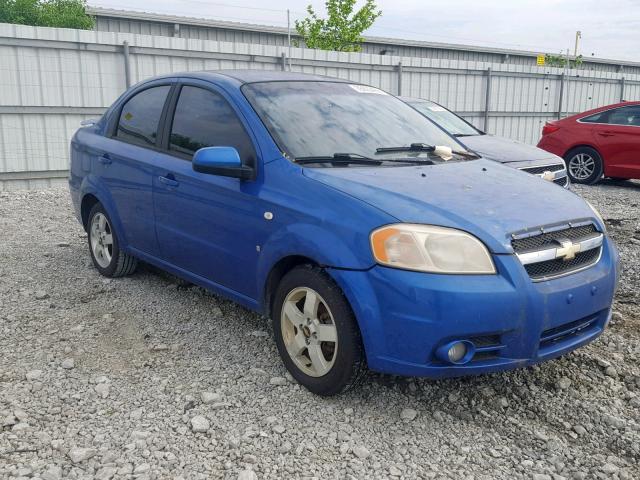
<box><xmin>427</xmin><ymin>105</ymin><xmax>446</xmax><ymax>112</ymax></box>
<box><xmin>349</xmin><ymin>84</ymin><xmax>388</xmax><ymax>95</ymax></box>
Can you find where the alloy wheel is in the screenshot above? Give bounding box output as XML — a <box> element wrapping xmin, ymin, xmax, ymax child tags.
<box><xmin>90</xmin><ymin>212</ymin><xmax>113</xmax><ymax>268</ymax></box>
<box><xmin>568</xmin><ymin>153</ymin><xmax>595</xmax><ymax>180</ymax></box>
<box><xmin>280</xmin><ymin>287</ymin><xmax>338</xmax><ymax>377</ymax></box>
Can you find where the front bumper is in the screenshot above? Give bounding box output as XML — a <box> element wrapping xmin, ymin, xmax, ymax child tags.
<box><xmin>328</xmin><ymin>237</ymin><xmax>619</xmax><ymax>378</ymax></box>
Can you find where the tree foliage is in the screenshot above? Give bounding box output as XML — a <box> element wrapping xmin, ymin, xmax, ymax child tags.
<box><xmin>295</xmin><ymin>0</ymin><xmax>382</xmax><ymax>52</ymax></box>
<box><xmin>544</xmin><ymin>53</ymin><xmax>584</xmax><ymax>69</ymax></box>
<box><xmin>0</xmin><ymin>0</ymin><xmax>94</xmax><ymax>29</ymax></box>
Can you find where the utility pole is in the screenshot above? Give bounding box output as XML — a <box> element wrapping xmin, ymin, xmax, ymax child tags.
<box><xmin>574</xmin><ymin>30</ymin><xmax>581</xmax><ymax>59</ymax></box>
<box><xmin>287</xmin><ymin>9</ymin><xmax>292</xmax><ymax>71</ymax></box>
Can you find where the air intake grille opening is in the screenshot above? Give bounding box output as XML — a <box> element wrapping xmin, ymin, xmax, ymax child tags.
<box><xmin>540</xmin><ymin>314</ymin><xmax>600</xmax><ymax>350</ymax></box>
<box><xmin>553</xmin><ymin>176</ymin><xmax>569</xmax><ymax>187</ymax></box>
<box><xmin>521</xmin><ymin>164</ymin><xmax>565</xmax><ymax>175</ymax></box>
<box><xmin>512</xmin><ymin>224</ymin><xmax>597</xmax><ymax>252</ymax></box>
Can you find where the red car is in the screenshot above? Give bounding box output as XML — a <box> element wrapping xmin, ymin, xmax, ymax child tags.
<box><xmin>538</xmin><ymin>101</ymin><xmax>640</xmax><ymax>184</ymax></box>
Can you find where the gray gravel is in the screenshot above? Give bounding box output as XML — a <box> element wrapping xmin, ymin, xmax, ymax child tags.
<box><xmin>1</xmin><ymin>181</ymin><xmax>639</xmax><ymax>480</ymax></box>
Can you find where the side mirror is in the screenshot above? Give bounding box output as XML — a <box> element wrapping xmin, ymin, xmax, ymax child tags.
<box><xmin>192</xmin><ymin>146</ymin><xmax>254</xmax><ymax>180</ymax></box>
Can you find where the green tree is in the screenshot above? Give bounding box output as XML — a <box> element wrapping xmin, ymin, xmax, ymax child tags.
<box><xmin>295</xmin><ymin>0</ymin><xmax>382</xmax><ymax>52</ymax></box>
<box><xmin>0</xmin><ymin>0</ymin><xmax>94</xmax><ymax>29</ymax></box>
<box><xmin>544</xmin><ymin>52</ymin><xmax>583</xmax><ymax>69</ymax></box>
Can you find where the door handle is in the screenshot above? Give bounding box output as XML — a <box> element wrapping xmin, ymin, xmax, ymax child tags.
<box><xmin>597</xmin><ymin>131</ymin><xmax>615</xmax><ymax>137</ymax></box>
<box><xmin>158</xmin><ymin>175</ymin><xmax>179</xmax><ymax>188</ymax></box>
<box><xmin>98</xmin><ymin>154</ymin><xmax>112</xmax><ymax>165</ymax></box>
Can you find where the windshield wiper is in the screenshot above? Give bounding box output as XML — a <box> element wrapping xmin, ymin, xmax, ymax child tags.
<box><xmin>295</xmin><ymin>153</ymin><xmax>382</xmax><ymax>165</ymax></box>
<box><xmin>377</xmin><ymin>142</ymin><xmax>481</xmax><ymax>160</ymax></box>
<box><xmin>453</xmin><ymin>133</ymin><xmax>477</xmax><ymax>137</ymax></box>
<box><xmin>375</xmin><ymin>143</ymin><xmax>435</xmax><ymax>154</ymax></box>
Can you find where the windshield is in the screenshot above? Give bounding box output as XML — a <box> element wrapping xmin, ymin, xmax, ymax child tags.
<box><xmin>242</xmin><ymin>81</ymin><xmax>465</xmax><ymax>163</ymax></box>
<box><xmin>407</xmin><ymin>100</ymin><xmax>480</xmax><ymax>137</ymax></box>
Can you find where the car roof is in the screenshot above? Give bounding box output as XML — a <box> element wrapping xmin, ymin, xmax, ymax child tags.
<box><xmin>142</xmin><ymin>69</ymin><xmax>350</xmax><ymax>87</ymax></box>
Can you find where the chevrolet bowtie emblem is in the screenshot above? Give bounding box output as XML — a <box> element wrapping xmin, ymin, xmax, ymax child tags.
<box><xmin>556</xmin><ymin>239</ymin><xmax>581</xmax><ymax>261</ymax></box>
<box><xmin>541</xmin><ymin>171</ymin><xmax>555</xmax><ymax>182</ymax></box>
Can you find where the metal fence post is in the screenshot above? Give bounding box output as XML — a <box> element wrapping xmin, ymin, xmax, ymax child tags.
<box><xmin>122</xmin><ymin>41</ymin><xmax>131</xmax><ymax>89</ymax></box>
<box><xmin>281</xmin><ymin>52</ymin><xmax>287</xmax><ymax>71</ymax></box>
<box><xmin>483</xmin><ymin>67</ymin><xmax>492</xmax><ymax>131</ymax></box>
<box><xmin>397</xmin><ymin>61</ymin><xmax>403</xmax><ymax>96</ymax></box>
<box><xmin>557</xmin><ymin>73</ymin><xmax>565</xmax><ymax>119</ymax></box>
<box><xmin>620</xmin><ymin>77</ymin><xmax>626</xmax><ymax>101</ymax></box>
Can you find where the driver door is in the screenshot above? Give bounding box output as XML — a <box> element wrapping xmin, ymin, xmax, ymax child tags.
<box><xmin>152</xmin><ymin>82</ymin><xmax>264</xmax><ymax>299</ymax></box>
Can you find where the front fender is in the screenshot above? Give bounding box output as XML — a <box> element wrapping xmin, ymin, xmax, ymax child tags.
<box><xmin>79</xmin><ymin>174</ymin><xmax>128</xmax><ymax>247</ymax></box>
<box><xmin>255</xmin><ymin>222</ymin><xmax>376</xmax><ymax>305</ymax></box>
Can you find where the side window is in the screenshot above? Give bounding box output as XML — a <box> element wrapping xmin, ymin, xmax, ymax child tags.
<box><xmin>608</xmin><ymin>106</ymin><xmax>640</xmax><ymax>126</ymax></box>
<box><xmin>580</xmin><ymin>111</ymin><xmax>608</xmax><ymax>123</ymax></box>
<box><xmin>169</xmin><ymin>86</ymin><xmax>255</xmax><ymax>164</ymax></box>
<box><xmin>115</xmin><ymin>86</ymin><xmax>171</xmax><ymax>146</ymax></box>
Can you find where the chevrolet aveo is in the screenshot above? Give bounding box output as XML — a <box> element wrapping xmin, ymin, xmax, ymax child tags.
<box><xmin>69</xmin><ymin>70</ymin><xmax>619</xmax><ymax>396</ymax></box>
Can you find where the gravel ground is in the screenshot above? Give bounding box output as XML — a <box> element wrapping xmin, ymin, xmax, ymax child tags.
<box><xmin>1</xmin><ymin>181</ymin><xmax>639</xmax><ymax>480</ymax></box>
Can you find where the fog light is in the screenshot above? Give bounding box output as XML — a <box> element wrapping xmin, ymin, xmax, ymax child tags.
<box><xmin>448</xmin><ymin>342</ymin><xmax>467</xmax><ymax>362</ymax></box>
<box><xmin>435</xmin><ymin>340</ymin><xmax>475</xmax><ymax>365</ymax></box>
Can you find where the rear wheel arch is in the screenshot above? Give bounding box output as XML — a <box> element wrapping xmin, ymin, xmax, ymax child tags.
<box><xmin>80</xmin><ymin>193</ymin><xmax>100</xmax><ymax>231</ymax></box>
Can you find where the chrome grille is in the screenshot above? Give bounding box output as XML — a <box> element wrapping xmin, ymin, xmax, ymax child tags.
<box><xmin>512</xmin><ymin>223</ymin><xmax>602</xmax><ymax>281</ymax></box>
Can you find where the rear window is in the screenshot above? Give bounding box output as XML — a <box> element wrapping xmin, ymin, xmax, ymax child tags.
<box><xmin>115</xmin><ymin>86</ymin><xmax>171</xmax><ymax>146</ymax></box>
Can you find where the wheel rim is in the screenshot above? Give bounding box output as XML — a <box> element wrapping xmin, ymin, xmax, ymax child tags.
<box><xmin>90</xmin><ymin>212</ymin><xmax>113</xmax><ymax>268</ymax></box>
<box><xmin>280</xmin><ymin>287</ymin><xmax>338</xmax><ymax>377</ymax></box>
<box><xmin>568</xmin><ymin>153</ymin><xmax>596</xmax><ymax>180</ymax></box>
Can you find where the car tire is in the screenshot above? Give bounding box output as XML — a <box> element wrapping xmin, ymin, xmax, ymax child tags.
<box><xmin>87</xmin><ymin>203</ymin><xmax>137</xmax><ymax>277</ymax></box>
<box><xmin>272</xmin><ymin>265</ymin><xmax>366</xmax><ymax>396</ymax></box>
<box><xmin>564</xmin><ymin>146</ymin><xmax>603</xmax><ymax>185</ymax></box>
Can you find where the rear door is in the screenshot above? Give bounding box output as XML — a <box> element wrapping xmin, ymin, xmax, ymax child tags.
<box><xmin>152</xmin><ymin>81</ymin><xmax>264</xmax><ymax>299</ymax></box>
<box><xmin>591</xmin><ymin>105</ymin><xmax>640</xmax><ymax>178</ymax></box>
<box><xmin>99</xmin><ymin>82</ymin><xmax>174</xmax><ymax>256</ymax></box>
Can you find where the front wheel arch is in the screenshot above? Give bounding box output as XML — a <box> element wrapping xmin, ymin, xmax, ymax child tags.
<box><xmin>263</xmin><ymin>255</ymin><xmax>319</xmax><ymax>316</ymax></box>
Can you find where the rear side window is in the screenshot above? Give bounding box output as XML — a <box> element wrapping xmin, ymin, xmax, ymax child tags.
<box><xmin>608</xmin><ymin>106</ymin><xmax>640</xmax><ymax>126</ymax></box>
<box><xmin>169</xmin><ymin>86</ymin><xmax>255</xmax><ymax>163</ymax></box>
<box><xmin>580</xmin><ymin>111</ymin><xmax>607</xmax><ymax>123</ymax></box>
<box><xmin>116</xmin><ymin>86</ymin><xmax>171</xmax><ymax>146</ymax></box>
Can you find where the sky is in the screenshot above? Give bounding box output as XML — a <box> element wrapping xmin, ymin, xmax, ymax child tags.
<box><xmin>90</xmin><ymin>0</ymin><xmax>640</xmax><ymax>62</ymax></box>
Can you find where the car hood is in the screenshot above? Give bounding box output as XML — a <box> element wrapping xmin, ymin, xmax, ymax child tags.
<box><xmin>303</xmin><ymin>159</ymin><xmax>595</xmax><ymax>254</ymax></box>
<box><xmin>461</xmin><ymin>135</ymin><xmax>563</xmax><ymax>165</ymax></box>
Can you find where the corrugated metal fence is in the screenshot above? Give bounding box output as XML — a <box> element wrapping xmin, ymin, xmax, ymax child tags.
<box><xmin>1</xmin><ymin>23</ymin><xmax>639</xmax><ymax>190</ymax></box>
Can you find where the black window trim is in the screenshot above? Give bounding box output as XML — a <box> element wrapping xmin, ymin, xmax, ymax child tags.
<box><xmin>160</xmin><ymin>80</ymin><xmax>259</xmax><ymax>169</ymax></box>
<box><xmin>577</xmin><ymin>103</ymin><xmax>640</xmax><ymax>127</ymax></box>
<box><xmin>108</xmin><ymin>80</ymin><xmax>177</xmax><ymax>152</ymax></box>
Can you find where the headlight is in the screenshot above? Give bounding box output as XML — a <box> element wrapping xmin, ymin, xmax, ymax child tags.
<box><xmin>586</xmin><ymin>201</ymin><xmax>606</xmax><ymax>232</ymax></box>
<box><xmin>370</xmin><ymin>224</ymin><xmax>496</xmax><ymax>274</ymax></box>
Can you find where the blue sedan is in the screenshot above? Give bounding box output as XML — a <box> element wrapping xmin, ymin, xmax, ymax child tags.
<box><xmin>69</xmin><ymin>70</ymin><xmax>618</xmax><ymax>396</ymax></box>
